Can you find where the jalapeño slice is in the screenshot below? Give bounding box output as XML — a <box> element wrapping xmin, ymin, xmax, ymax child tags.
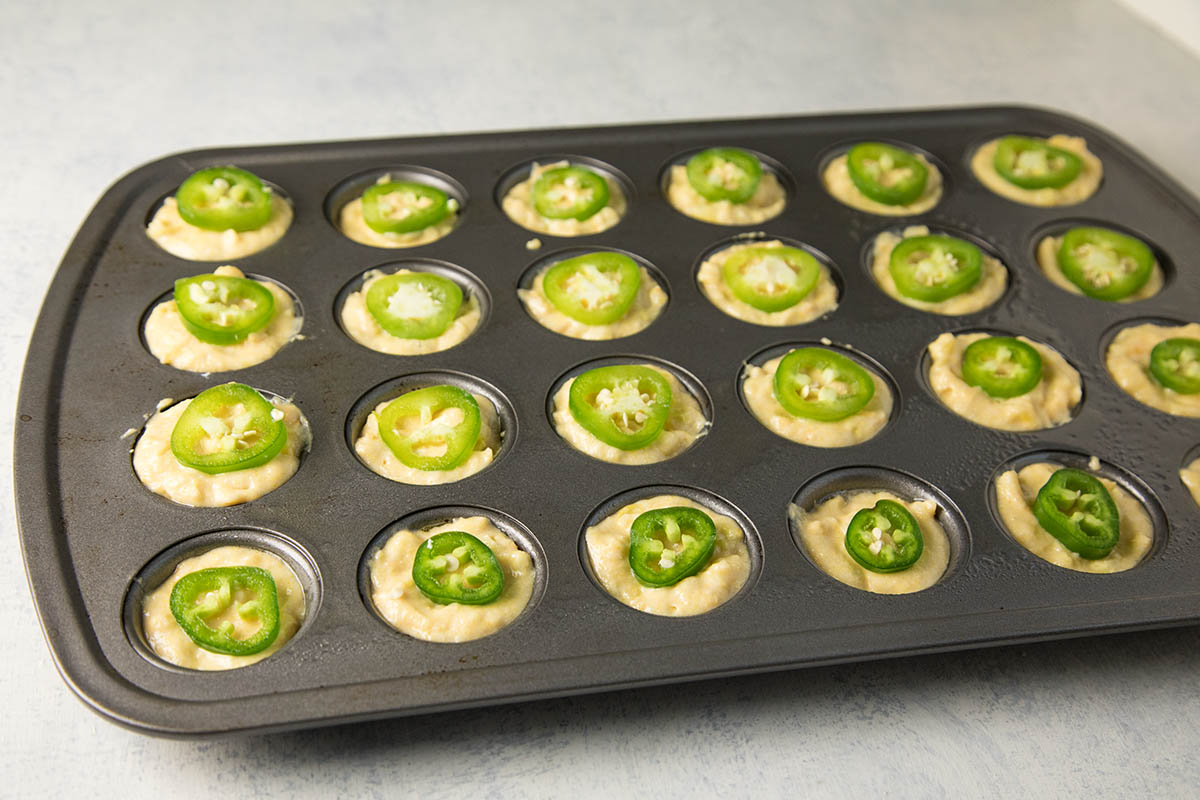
<box><xmin>1032</xmin><ymin>468</ymin><xmax>1121</xmax><ymax>560</ymax></box>
<box><xmin>168</xmin><ymin>566</ymin><xmax>281</xmax><ymax>656</ymax></box>
<box><xmin>628</xmin><ymin>507</ymin><xmax>717</xmax><ymax>587</ymax></box>
<box><xmin>568</xmin><ymin>365</ymin><xmax>673</xmax><ymax>450</ymax></box>
<box><xmin>375</xmin><ymin>385</ymin><xmax>481</xmax><ymax>472</ymax></box>
<box><xmin>844</xmin><ymin>499</ymin><xmax>924</xmax><ymax>573</ymax></box>
<box><xmin>685</xmin><ymin>147</ymin><xmax>763</xmax><ymax>203</ymax></box>
<box><xmin>531</xmin><ymin>166</ymin><xmax>610</xmax><ymax>220</ymax></box>
<box><xmin>173</xmin><ymin>273</ymin><xmax>276</xmax><ymax>345</ymax></box>
<box><xmin>170</xmin><ymin>383</ymin><xmax>288</xmax><ymax>474</ymax></box>
<box><xmin>888</xmin><ymin>234</ymin><xmax>983</xmax><ymax>302</ymax></box>
<box><xmin>847</xmin><ymin>143</ymin><xmax>928</xmax><ymax>206</ymax></box>
<box><xmin>542</xmin><ymin>252</ymin><xmax>641</xmax><ymax>325</ymax></box>
<box><xmin>961</xmin><ymin>337</ymin><xmax>1043</xmax><ymax>399</ymax></box>
<box><xmin>772</xmin><ymin>348</ymin><xmax>875</xmax><ymax>421</ymax></box>
<box><xmin>1149</xmin><ymin>338</ymin><xmax>1200</xmax><ymax>394</ymax></box>
<box><xmin>1056</xmin><ymin>227</ymin><xmax>1154</xmax><ymax>301</ymax></box>
<box><xmin>176</xmin><ymin>166</ymin><xmax>273</xmax><ymax>232</ymax></box>
<box><xmin>365</xmin><ymin>272</ymin><xmax>463</xmax><ymax>339</ymax></box>
<box><xmin>412</xmin><ymin>531</ymin><xmax>504</xmax><ymax>605</ymax></box>
<box><xmin>362</xmin><ymin>181</ymin><xmax>451</xmax><ymax>234</ymax></box>
<box><xmin>992</xmin><ymin>136</ymin><xmax>1083</xmax><ymax>190</ymax></box>
<box><xmin>722</xmin><ymin>245</ymin><xmax>821</xmax><ymax>312</ymax></box>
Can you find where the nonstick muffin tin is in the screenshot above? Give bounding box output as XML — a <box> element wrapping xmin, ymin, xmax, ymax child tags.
<box><xmin>15</xmin><ymin>106</ymin><xmax>1200</xmax><ymax>737</ymax></box>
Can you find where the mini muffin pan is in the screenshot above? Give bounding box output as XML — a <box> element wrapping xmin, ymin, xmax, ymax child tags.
<box><xmin>15</xmin><ymin>106</ymin><xmax>1200</xmax><ymax>737</ymax></box>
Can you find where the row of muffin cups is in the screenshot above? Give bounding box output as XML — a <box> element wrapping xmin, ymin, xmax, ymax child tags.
<box><xmin>124</xmin><ymin>438</ymin><xmax>1181</xmax><ymax>676</ymax></box>
<box><xmin>145</xmin><ymin>130</ymin><xmax>1110</xmax><ymax>266</ymax></box>
<box><xmin>131</xmin><ymin>340</ymin><xmax>1200</xmax><ymax>500</ymax></box>
<box><xmin>139</xmin><ymin>216</ymin><xmax>1182</xmax><ymax>378</ymax></box>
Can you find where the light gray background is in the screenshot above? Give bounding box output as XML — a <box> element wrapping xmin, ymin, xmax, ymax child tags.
<box><xmin>3</xmin><ymin>0</ymin><xmax>1199</xmax><ymax>796</ymax></box>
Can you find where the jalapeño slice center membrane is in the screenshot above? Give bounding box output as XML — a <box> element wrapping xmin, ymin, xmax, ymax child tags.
<box><xmin>772</xmin><ymin>348</ymin><xmax>875</xmax><ymax>421</ymax></box>
<box><xmin>628</xmin><ymin>506</ymin><xmax>717</xmax><ymax>587</ymax></box>
<box><xmin>375</xmin><ymin>385</ymin><xmax>482</xmax><ymax>472</ymax></box>
<box><xmin>846</xmin><ymin>142</ymin><xmax>928</xmax><ymax>206</ymax></box>
<box><xmin>992</xmin><ymin>136</ymin><xmax>1083</xmax><ymax>190</ymax></box>
<box><xmin>361</xmin><ymin>181</ymin><xmax>451</xmax><ymax>234</ymax></box>
<box><xmin>1056</xmin><ymin>227</ymin><xmax>1154</xmax><ymax>301</ymax></box>
<box><xmin>542</xmin><ymin>252</ymin><xmax>642</xmax><ymax>325</ymax></box>
<box><xmin>169</xmin><ymin>566</ymin><xmax>281</xmax><ymax>656</ymax></box>
<box><xmin>888</xmin><ymin>234</ymin><xmax>983</xmax><ymax>302</ymax></box>
<box><xmin>685</xmin><ymin>147</ymin><xmax>763</xmax><ymax>203</ymax></box>
<box><xmin>722</xmin><ymin>245</ymin><xmax>821</xmax><ymax>312</ymax></box>
<box><xmin>411</xmin><ymin>530</ymin><xmax>505</xmax><ymax>605</ymax></box>
<box><xmin>176</xmin><ymin>166</ymin><xmax>274</xmax><ymax>232</ymax></box>
<box><xmin>174</xmin><ymin>274</ymin><xmax>276</xmax><ymax>345</ymax></box>
<box><xmin>1149</xmin><ymin>337</ymin><xmax>1200</xmax><ymax>394</ymax></box>
<box><xmin>169</xmin><ymin>383</ymin><xmax>289</xmax><ymax>474</ymax></box>
<box><xmin>1032</xmin><ymin>467</ymin><xmax>1121</xmax><ymax>560</ymax></box>
<box><xmin>365</xmin><ymin>272</ymin><xmax>463</xmax><ymax>340</ymax></box>
<box><xmin>568</xmin><ymin>365</ymin><xmax>673</xmax><ymax>450</ymax></box>
<box><xmin>531</xmin><ymin>166</ymin><xmax>610</xmax><ymax>220</ymax></box>
<box><xmin>960</xmin><ymin>336</ymin><xmax>1043</xmax><ymax>399</ymax></box>
<box><xmin>844</xmin><ymin>499</ymin><xmax>924</xmax><ymax>573</ymax></box>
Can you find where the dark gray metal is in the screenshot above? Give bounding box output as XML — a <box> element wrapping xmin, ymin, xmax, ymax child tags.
<box><xmin>14</xmin><ymin>106</ymin><xmax>1200</xmax><ymax>737</ymax></box>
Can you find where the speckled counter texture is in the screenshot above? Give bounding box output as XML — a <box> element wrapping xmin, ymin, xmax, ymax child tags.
<box><xmin>3</xmin><ymin>0</ymin><xmax>1199</xmax><ymax>796</ymax></box>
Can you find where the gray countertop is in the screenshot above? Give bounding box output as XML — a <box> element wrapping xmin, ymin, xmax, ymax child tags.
<box><xmin>2</xmin><ymin>0</ymin><xmax>1198</xmax><ymax>796</ymax></box>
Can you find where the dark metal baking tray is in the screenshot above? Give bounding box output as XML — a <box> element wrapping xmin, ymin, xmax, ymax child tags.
<box><xmin>15</xmin><ymin>106</ymin><xmax>1200</xmax><ymax>737</ymax></box>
